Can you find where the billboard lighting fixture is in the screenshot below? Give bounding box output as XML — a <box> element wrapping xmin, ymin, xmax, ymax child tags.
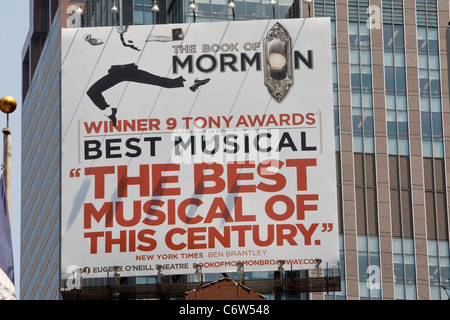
<box><xmin>156</xmin><ymin>264</ymin><xmax>164</xmax><ymax>274</ymax></box>
<box><xmin>189</xmin><ymin>0</ymin><xmax>196</xmax><ymax>10</ymax></box>
<box><xmin>194</xmin><ymin>263</ymin><xmax>202</xmax><ymax>272</ymax></box>
<box><xmin>236</xmin><ymin>261</ymin><xmax>244</xmax><ymax>283</ymax></box>
<box><xmin>194</xmin><ymin>264</ymin><xmax>203</xmax><ymax>283</ymax></box>
<box><xmin>314</xmin><ymin>259</ymin><xmax>322</xmax><ymax>269</ymax></box>
<box><xmin>111</xmin><ymin>1</ymin><xmax>126</xmax><ymax>27</ymax></box>
<box><xmin>152</xmin><ymin>1</ymin><xmax>160</xmax><ymax>24</ymax></box>
<box><xmin>277</xmin><ymin>260</ymin><xmax>285</xmax><ymax>287</ymax></box>
<box><xmin>72</xmin><ymin>268</ymin><xmax>84</xmax><ymax>285</ymax></box>
<box><xmin>152</xmin><ymin>1</ymin><xmax>160</xmax><ymax>12</ymax></box>
<box><xmin>75</xmin><ymin>267</ymin><xmax>84</xmax><ymax>277</ymax></box>
<box><xmin>277</xmin><ymin>259</ymin><xmax>286</xmax><ymax>272</ymax></box>
<box><xmin>236</xmin><ymin>261</ymin><xmax>244</xmax><ymax>273</ymax></box>
<box><xmin>111</xmin><ymin>2</ymin><xmax>119</xmax><ymax>14</ymax></box>
<box><xmin>228</xmin><ymin>0</ymin><xmax>235</xmax><ymax>21</ymax></box>
<box><xmin>269</xmin><ymin>0</ymin><xmax>276</xmax><ymax>19</ymax></box>
<box><xmin>112</xmin><ymin>265</ymin><xmax>121</xmax><ymax>279</ymax></box>
<box><xmin>156</xmin><ymin>264</ymin><xmax>164</xmax><ymax>284</ymax></box>
<box><xmin>189</xmin><ymin>0</ymin><xmax>196</xmax><ymax>22</ymax></box>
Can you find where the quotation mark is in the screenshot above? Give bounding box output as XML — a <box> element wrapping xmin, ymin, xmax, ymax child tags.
<box><xmin>322</xmin><ymin>223</ymin><xmax>333</xmax><ymax>232</ymax></box>
<box><xmin>70</xmin><ymin>168</ymin><xmax>81</xmax><ymax>178</ymax></box>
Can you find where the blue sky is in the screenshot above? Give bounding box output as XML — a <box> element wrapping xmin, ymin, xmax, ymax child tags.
<box><xmin>0</xmin><ymin>1</ymin><xmax>31</xmax><ymax>298</ymax></box>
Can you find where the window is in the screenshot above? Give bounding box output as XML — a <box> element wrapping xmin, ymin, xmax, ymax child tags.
<box><xmin>134</xmin><ymin>0</ymin><xmax>156</xmax><ymax>24</ymax></box>
<box><xmin>416</xmin><ymin>0</ymin><xmax>437</xmax><ymax>27</ymax></box>
<box><xmin>428</xmin><ymin>240</ymin><xmax>450</xmax><ymax>300</ymax></box>
<box><xmin>416</xmin><ymin>1</ymin><xmax>442</xmax><ymax>157</ymax></box>
<box><xmin>315</xmin><ymin>2</ymin><xmax>339</xmax><ymax>151</ymax></box>
<box><xmin>349</xmin><ymin>15</ymin><xmax>374</xmax><ymax>153</ymax></box>
<box><xmin>383</xmin><ymin>0</ymin><xmax>408</xmax><ymax>156</ymax></box>
<box><xmin>358</xmin><ymin>236</ymin><xmax>381</xmax><ymax>299</ymax></box>
<box><xmin>315</xmin><ymin>0</ymin><xmax>336</xmax><ymax>20</ymax></box>
<box><xmin>393</xmin><ymin>238</ymin><xmax>416</xmax><ymax>299</ymax></box>
<box><xmin>389</xmin><ymin>155</ymin><xmax>413</xmax><ymax>238</ymax></box>
<box><xmin>423</xmin><ymin>158</ymin><xmax>448</xmax><ymax>240</ymax></box>
<box><xmin>354</xmin><ymin>153</ymin><xmax>377</xmax><ymax>236</ymax></box>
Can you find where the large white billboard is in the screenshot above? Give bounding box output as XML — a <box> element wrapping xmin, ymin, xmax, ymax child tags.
<box><xmin>61</xmin><ymin>18</ymin><xmax>338</xmax><ymax>279</ymax></box>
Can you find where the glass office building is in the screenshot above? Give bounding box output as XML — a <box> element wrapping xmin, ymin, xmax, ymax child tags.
<box><xmin>21</xmin><ymin>0</ymin><xmax>450</xmax><ymax>299</ymax></box>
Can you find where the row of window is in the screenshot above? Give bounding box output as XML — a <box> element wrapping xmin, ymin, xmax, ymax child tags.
<box><xmin>383</xmin><ymin>3</ymin><xmax>408</xmax><ymax>156</ymax></box>
<box><xmin>316</xmin><ymin>0</ymin><xmax>449</xmax><ymax>301</ymax></box>
<box><xmin>320</xmin><ymin>0</ymin><xmax>444</xmax><ymax>158</ymax></box>
<box><xmin>418</xmin><ymin>25</ymin><xmax>443</xmax><ymax>158</ymax></box>
<box><xmin>349</xmin><ymin>17</ymin><xmax>374</xmax><ymax>154</ymax></box>
<box><xmin>323</xmin><ymin>236</ymin><xmax>450</xmax><ymax>300</ymax></box>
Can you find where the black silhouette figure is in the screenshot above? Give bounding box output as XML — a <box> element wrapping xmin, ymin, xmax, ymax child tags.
<box><xmin>120</xmin><ymin>33</ymin><xmax>140</xmax><ymax>51</ymax></box>
<box><xmin>86</xmin><ymin>63</ymin><xmax>210</xmax><ymax>126</ymax></box>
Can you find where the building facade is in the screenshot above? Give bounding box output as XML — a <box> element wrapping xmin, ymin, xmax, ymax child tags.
<box><xmin>21</xmin><ymin>0</ymin><xmax>62</xmax><ymax>299</ymax></box>
<box><xmin>20</xmin><ymin>0</ymin><xmax>450</xmax><ymax>300</ymax></box>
